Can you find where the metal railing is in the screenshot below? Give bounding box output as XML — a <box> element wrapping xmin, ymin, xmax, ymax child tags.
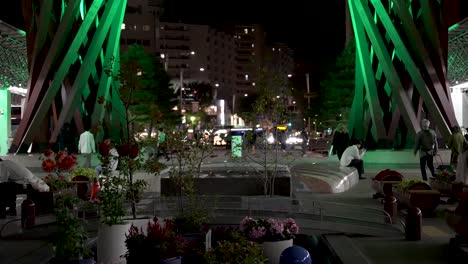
<box><xmin>145</xmin><ymin>195</ymin><xmax>397</xmax><ymax>230</ymax></box>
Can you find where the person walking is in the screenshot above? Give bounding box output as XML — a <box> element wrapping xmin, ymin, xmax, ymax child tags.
<box><xmin>447</xmin><ymin>125</ymin><xmax>467</xmax><ymax>169</ymax></box>
<box><xmin>331</xmin><ymin>123</ymin><xmax>349</xmax><ymax>160</ymax></box>
<box><xmin>413</xmin><ymin>119</ymin><xmax>438</xmax><ymax>181</ymax></box>
<box><xmin>78</xmin><ymin>126</ymin><xmax>96</xmax><ymax>168</ymax></box>
<box><xmin>340</xmin><ymin>139</ymin><xmax>367</xmax><ymax>179</ymax></box>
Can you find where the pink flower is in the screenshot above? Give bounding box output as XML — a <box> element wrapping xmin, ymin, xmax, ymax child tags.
<box><xmin>240</xmin><ymin>216</ymin><xmax>255</xmax><ymax>231</ymax></box>
<box><xmin>284</xmin><ymin>218</ymin><xmax>299</xmax><ymax>234</ymax></box>
<box><xmin>249</xmin><ymin>226</ymin><xmax>266</xmax><ymax>240</ymax></box>
<box><xmin>267</xmin><ymin>219</ymin><xmax>284</xmax><ymax>235</ymax></box>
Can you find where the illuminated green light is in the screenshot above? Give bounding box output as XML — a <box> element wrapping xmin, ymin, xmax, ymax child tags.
<box><xmin>449</xmin><ymin>23</ymin><xmax>459</xmax><ymax>32</ymax></box>
<box><xmin>17</xmin><ymin>29</ymin><xmax>26</xmax><ymax>36</ymax></box>
<box><xmin>80</xmin><ymin>0</ymin><xmax>85</xmax><ymax>20</ymax></box>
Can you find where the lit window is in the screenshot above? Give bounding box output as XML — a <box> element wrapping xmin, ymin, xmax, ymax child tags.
<box><xmin>272</xmin><ymin>48</ymin><xmax>275</xmax><ymax>51</ymax></box>
<box><xmin>252</xmin><ymin>44</ymin><xmax>254</xmax><ymax>48</ymax></box>
<box><xmin>133</xmin><ymin>25</ymin><xmax>137</xmax><ymax>30</ymax></box>
<box><xmin>252</xmin><ymin>28</ymin><xmax>255</xmax><ymax>32</ymax></box>
<box><xmin>244</xmin><ymin>28</ymin><xmax>248</xmax><ymax>34</ymax></box>
<box><xmin>142</xmin><ymin>25</ymin><xmax>151</xmax><ymax>31</ymax></box>
<box><xmin>252</xmin><ymin>82</ymin><xmax>256</xmax><ymax>86</ymax></box>
<box><xmin>245</xmin><ymin>74</ymin><xmax>249</xmax><ymax>80</ymax></box>
<box><xmin>121</xmin><ymin>23</ymin><xmax>126</xmax><ymax>30</ymax></box>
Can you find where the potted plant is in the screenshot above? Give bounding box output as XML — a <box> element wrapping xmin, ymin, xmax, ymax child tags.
<box><xmin>49</xmin><ymin>193</ymin><xmax>94</xmax><ymax>264</ymax></box>
<box><xmin>33</xmin><ymin>150</ymin><xmax>78</xmax><ymax>214</ymax></box>
<box><xmin>204</xmin><ymin>230</ymin><xmax>267</xmax><ymax>264</ymax></box>
<box><xmin>124</xmin><ymin>217</ymin><xmax>188</xmax><ymax>264</ymax></box>
<box><xmin>430</xmin><ymin>167</ymin><xmax>456</xmax><ymax>194</ymax></box>
<box><xmin>70</xmin><ymin>167</ymin><xmax>97</xmax><ymax>181</ymax></box>
<box><xmin>240</xmin><ymin>217</ymin><xmax>299</xmax><ymax>264</ymax></box>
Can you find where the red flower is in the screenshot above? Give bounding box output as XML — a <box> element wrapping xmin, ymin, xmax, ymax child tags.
<box><xmin>55</xmin><ymin>151</ymin><xmax>66</xmax><ymax>162</ymax></box>
<box><xmin>129</xmin><ymin>145</ymin><xmax>139</xmax><ymax>159</ymax></box>
<box><xmin>43</xmin><ymin>149</ymin><xmax>54</xmax><ymax>158</ymax></box>
<box><xmin>42</xmin><ymin>159</ymin><xmax>56</xmax><ymax>173</ymax></box>
<box><xmin>118</xmin><ymin>144</ymin><xmax>131</xmax><ymax>157</ymax></box>
<box><xmin>99</xmin><ymin>142</ymin><xmax>110</xmax><ymax>157</ymax></box>
<box><xmin>57</xmin><ymin>155</ymin><xmax>77</xmax><ymax>170</ymax></box>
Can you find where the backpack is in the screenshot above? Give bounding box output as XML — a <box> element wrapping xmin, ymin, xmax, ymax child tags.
<box><xmin>420</xmin><ymin>130</ymin><xmax>434</xmax><ymax>152</ymax></box>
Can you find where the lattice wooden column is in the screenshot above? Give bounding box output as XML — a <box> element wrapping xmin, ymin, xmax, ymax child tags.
<box><xmin>10</xmin><ymin>0</ymin><xmax>127</xmax><ymax>153</ymax></box>
<box><xmin>348</xmin><ymin>0</ymin><xmax>457</xmax><ymax>144</ymax></box>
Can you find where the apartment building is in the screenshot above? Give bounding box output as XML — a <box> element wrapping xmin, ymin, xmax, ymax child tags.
<box><xmin>233</xmin><ymin>24</ymin><xmax>266</xmax><ymax>96</ymax></box>
<box><xmin>121</xmin><ymin>0</ymin><xmax>163</xmax><ymax>53</ymax></box>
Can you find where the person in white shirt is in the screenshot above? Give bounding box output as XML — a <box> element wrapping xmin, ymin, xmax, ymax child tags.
<box><xmin>78</xmin><ymin>127</ymin><xmax>96</xmax><ymax>168</ymax></box>
<box><xmin>340</xmin><ymin>139</ymin><xmax>367</xmax><ymax>179</ymax></box>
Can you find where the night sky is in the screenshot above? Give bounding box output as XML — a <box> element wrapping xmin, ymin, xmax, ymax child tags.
<box><xmin>161</xmin><ymin>0</ymin><xmax>346</xmax><ymax>63</ymax></box>
<box><xmin>0</xmin><ymin>0</ymin><xmax>346</xmax><ymax>66</ymax></box>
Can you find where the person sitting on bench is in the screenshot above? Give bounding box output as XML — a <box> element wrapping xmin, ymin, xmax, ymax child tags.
<box><xmin>0</xmin><ymin>158</ymin><xmax>50</xmax><ymax>218</ymax></box>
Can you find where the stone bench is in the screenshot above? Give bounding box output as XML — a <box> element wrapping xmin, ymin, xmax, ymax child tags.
<box><xmin>292</xmin><ymin>163</ymin><xmax>359</xmax><ymax>193</ymax></box>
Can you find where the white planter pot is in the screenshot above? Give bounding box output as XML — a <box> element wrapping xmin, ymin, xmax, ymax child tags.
<box><xmin>97</xmin><ymin>219</ymin><xmax>152</xmax><ymax>264</ymax></box>
<box><xmin>261</xmin><ymin>239</ymin><xmax>293</xmax><ymax>264</ymax></box>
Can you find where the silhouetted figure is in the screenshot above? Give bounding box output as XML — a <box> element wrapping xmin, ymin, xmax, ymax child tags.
<box><xmin>332</xmin><ymin>123</ymin><xmax>349</xmax><ymax>160</ymax></box>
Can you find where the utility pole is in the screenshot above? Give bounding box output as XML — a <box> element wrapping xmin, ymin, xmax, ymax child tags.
<box><xmin>179</xmin><ymin>68</ymin><xmax>184</xmax><ymax>114</ymax></box>
<box><xmin>306</xmin><ymin>73</ymin><xmax>311</xmax><ymax>132</ymax></box>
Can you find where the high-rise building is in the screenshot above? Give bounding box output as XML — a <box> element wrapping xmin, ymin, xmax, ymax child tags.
<box><xmin>233</xmin><ymin>24</ymin><xmax>266</xmax><ymax>97</ymax></box>
<box><xmin>121</xmin><ymin>0</ymin><xmax>164</xmax><ymax>53</ymax></box>
<box><xmin>265</xmin><ymin>43</ymin><xmax>295</xmax><ymax>112</ymax></box>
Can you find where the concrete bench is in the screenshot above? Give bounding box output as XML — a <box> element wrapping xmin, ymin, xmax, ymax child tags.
<box><xmin>292</xmin><ymin>163</ymin><xmax>359</xmax><ymax>193</ymax></box>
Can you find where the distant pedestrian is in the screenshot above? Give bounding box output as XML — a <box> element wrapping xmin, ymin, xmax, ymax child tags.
<box><xmin>340</xmin><ymin>139</ymin><xmax>367</xmax><ymax>179</ymax></box>
<box><xmin>247</xmin><ymin>128</ymin><xmax>257</xmax><ymax>154</ymax></box>
<box><xmin>413</xmin><ymin>119</ymin><xmax>438</xmax><ymax>181</ymax></box>
<box><xmin>447</xmin><ymin>125</ymin><xmax>467</xmax><ymax>169</ymax></box>
<box><xmin>78</xmin><ymin>126</ymin><xmax>96</xmax><ymax>168</ymax></box>
<box><xmin>157</xmin><ymin>128</ymin><xmax>170</xmax><ymax>161</ymax></box>
<box><xmin>331</xmin><ymin>123</ymin><xmax>349</xmax><ymax>160</ymax></box>
<box><xmin>301</xmin><ymin>129</ymin><xmax>309</xmax><ymax>156</ymax></box>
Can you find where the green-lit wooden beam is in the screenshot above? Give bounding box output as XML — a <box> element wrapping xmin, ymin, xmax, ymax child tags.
<box><xmin>25</xmin><ymin>0</ymin><xmax>54</xmax><ymax>98</ymax></box>
<box><xmin>91</xmin><ymin>0</ymin><xmax>127</xmax><ymax>132</ymax></box>
<box><xmin>51</xmin><ymin>0</ymin><xmax>124</xmax><ymax>142</ymax></box>
<box><xmin>11</xmin><ymin>0</ymin><xmax>86</xmax><ymax>150</ymax></box>
<box><xmin>17</xmin><ymin>0</ymin><xmax>104</xmax><ymax>149</ymax></box>
<box><xmin>370</xmin><ymin>0</ymin><xmax>454</xmax><ymax>139</ymax></box>
<box><xmin>350</xmin><ymin>0</ymin><xmax>385</xmax><ymax>141</ymax></box>
<box><xmin>351</xmin><ymin>0</ymin><xmax>420</xmax><ymax>134</ymax></box>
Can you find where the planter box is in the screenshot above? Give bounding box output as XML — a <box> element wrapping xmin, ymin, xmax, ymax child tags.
<box><xmin>371</xmin><ymin>180</ymin><xmax>401</xmax><ymax>196</ymax></box>
<box><xmin>394</xmin><ymin>189</ymin><xmax>440</xmax><ymax>216</ymax></box>
<box><xmin>161</xmin><ymin>176</ymin><xmax>291</xmax><ymax>197</ymax></box>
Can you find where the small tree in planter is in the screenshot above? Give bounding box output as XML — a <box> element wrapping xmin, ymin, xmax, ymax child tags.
<box><xmin>162</xmin><ymin>127</ymin><xmax>213</xmax><ymax>234</ymax></box>
<box><xmin>234</xmin><ymin>67</ymin><xmax>295</xmax><ymax>196</ymax></box>
<box><xmin>50</xmin><ymin>193</ymin><xmax>94</xmax><ymax>264</ymax></box>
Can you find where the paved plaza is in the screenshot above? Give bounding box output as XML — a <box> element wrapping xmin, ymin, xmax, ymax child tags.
<box><xmin>0</xmin><ymin>148</ymin><xmax>463</xmax><ymax>263</ymax></box>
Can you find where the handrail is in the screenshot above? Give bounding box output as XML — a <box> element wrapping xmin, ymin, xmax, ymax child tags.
<box><xmin>148</xmin><ymin>195</ymin><xmax>395</xmax><ymax>226</ymax></box>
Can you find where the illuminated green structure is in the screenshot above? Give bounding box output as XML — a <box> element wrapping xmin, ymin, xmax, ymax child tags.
<box><xmin>348</xmin><ymin>0</ymin><xmax>458</xmax><ymax>145</ymax></box>
<box><xmin>10</xmin><ymin>0</ymin><xmax>127</xmax><ymax>153</ymax></box>
<box><xmin>0</xmin><ymin>20</ymin><xmax>28</xmax><ymax>155</ymax></box>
